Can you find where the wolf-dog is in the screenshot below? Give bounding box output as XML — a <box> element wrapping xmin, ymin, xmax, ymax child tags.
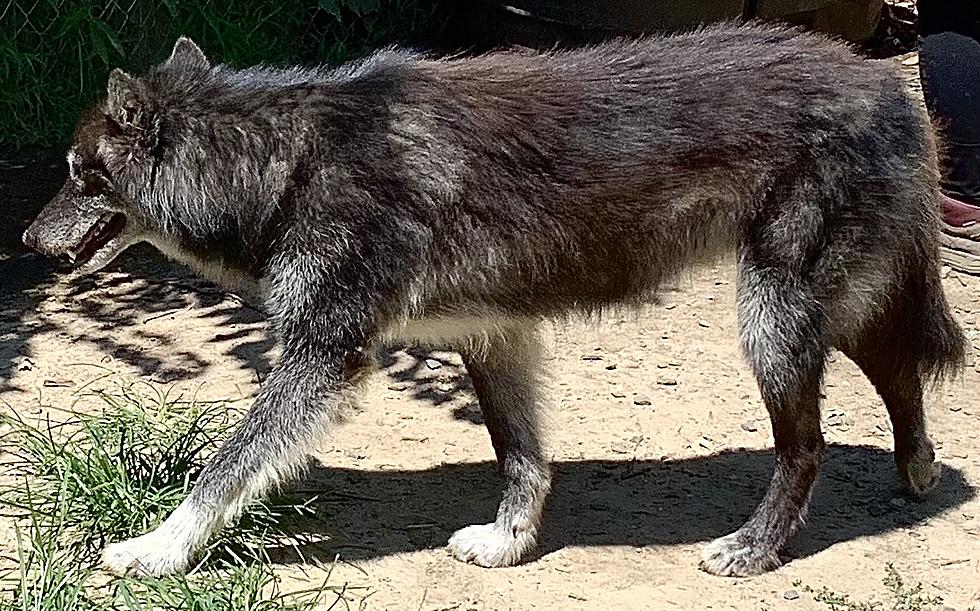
<box><xmin>23</xmin><ymin>22</ymin><xmax>966</xmax><ymax>578</ymax></box>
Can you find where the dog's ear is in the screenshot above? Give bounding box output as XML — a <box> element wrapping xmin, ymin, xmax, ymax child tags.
<box><xmin>105</xmin><ymin>68</ymin><xmax>146</xmax><ymax>129</ymax></box>
<box><xmin>165</xmin><ymin>36</ymin><xmax>210</xmax><ymax>71</ymax></box>
<box><xmin>104</xmin><ymin>68</ymin><xmax>159</xmax><ymax>150</ymax></box>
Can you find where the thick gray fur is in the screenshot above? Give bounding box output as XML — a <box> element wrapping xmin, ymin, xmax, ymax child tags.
<box><xmin>23</xmin><ymin>22</ymin><xmax>966</xmax><ymax>578</ymax></box>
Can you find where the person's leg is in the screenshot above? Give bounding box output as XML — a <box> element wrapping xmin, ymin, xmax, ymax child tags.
<box><xmin>918</xmin><ymin>0</ymin><xmax>980</xmax><ymax>272</ymax></box>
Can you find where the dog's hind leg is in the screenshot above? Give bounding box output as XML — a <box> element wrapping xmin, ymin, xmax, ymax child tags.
<box><xmin>448</xmin><ymin>324</ymin><xmax>551</xmax><ymax>567</ymax></box>
<box><xmin>700</xmin><ymin>261</ymin><xmax>829</xmax><ymax>577</ymax></box>
<box><xmin>839</xmin><ymin>265</ymin><xmax>964</xmax><ymax>498</ymax></box>
<box><xmin>842</xmin><ymin>340</ymin><xmax>939</xmax><ymax>497</ymax></box>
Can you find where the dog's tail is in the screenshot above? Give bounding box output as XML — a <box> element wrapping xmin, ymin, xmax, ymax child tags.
<box><xmin>904</xmin><ymin>103</ymin><xmax>968</xmax><ymax>383</ymax></box>
<box><xmin>912</xmin><ymin>231</ymin><xmax>968</xmax><ymax>384</ymax></box>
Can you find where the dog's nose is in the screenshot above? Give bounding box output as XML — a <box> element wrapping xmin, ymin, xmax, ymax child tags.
<box><xmin>22</xmin><ymin>227</ymin><xmax>41</xmax><ymax>253</ymax></box>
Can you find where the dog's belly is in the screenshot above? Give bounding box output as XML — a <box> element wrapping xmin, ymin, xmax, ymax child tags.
<box><xmin>380</xmin><ymin>313</ymin><xmax>532</xmax><ymax>353</ymax></box>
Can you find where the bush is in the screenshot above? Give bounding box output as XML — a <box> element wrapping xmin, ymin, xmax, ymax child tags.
<box><xmin>0</xmin><ymin>0</ymin><xmax>448</xmax><ymax>151</ymax></box>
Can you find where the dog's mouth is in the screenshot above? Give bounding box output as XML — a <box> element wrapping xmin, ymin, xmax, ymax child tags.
<box><xmin>69</xmin><ymin>213</ymin><xmax>127</xmax><ymax>266</ymax></box>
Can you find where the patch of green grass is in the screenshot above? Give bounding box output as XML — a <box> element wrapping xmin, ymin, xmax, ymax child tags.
<box><xmin>0</xmin><ymin>383</ymin><xmax>357</xmax><ymax>610</ymax></box>
<box><xmin>796</xmin><ymin>564</ymin><xmax>973</xmax><ymax>611</ymax></box>
<box><xmin>3</xmin><ymin>516</ymin><xmax>339</xmax><ymax>611</ymax></box>
<box><xmin>0</xmin><ymin>0</ymin><xmax>451</xmax><ymax>151</ymax></box>
<box><xmin>3</xmin><ymin>511</ymin><xmax>102</xmax><ymax>611</ymax></box>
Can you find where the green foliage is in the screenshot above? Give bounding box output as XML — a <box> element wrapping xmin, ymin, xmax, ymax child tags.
<box><xmin>0</xmin><ymin>384</ymin><xmax>352</xmax><ymax>609</ymax></box>
<box><xmin>797</xmin><ymin>564</ymin><xmax>972</xmax><ymax>611</ymax></box>
<box><xmin>0</xmin><ymin>0</ymin><xmax>449</xmax><ymax>151</ymax></box>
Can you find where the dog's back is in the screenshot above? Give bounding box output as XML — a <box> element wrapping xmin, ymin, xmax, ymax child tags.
<box><xmin>378</xmin><ymin>27</ymin><xmax>938</xmax><ymax>323</ymax></box>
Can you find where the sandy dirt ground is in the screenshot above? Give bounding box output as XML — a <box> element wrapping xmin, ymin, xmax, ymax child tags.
<box><xmin>0</xmin><ymin>52</ymin><xmax>977</xmax><ymax>610</ymax></box>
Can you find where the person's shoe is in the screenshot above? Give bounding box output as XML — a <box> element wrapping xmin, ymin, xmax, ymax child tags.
<box><xmin>940</xmin><ymin>193</ymin><xmax>980</xmax><ymax>275</ymax></box>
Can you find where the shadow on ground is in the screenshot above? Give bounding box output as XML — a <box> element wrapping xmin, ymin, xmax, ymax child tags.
<box><xmin>261</xmin><ymin>443</ymin><xmax>975</xmax><ymax>566</ymax></box>
<box><xmin>0</xmin><ymin>245</ymin><xmax>273</xmax><ymax>391</ymax></box>
<box><xmin>1</xmin><ymin>151</ymin><xmax>66</xmax><ymax>391</ymax></box>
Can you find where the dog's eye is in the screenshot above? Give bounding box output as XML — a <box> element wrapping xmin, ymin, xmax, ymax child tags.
<box><xmin>123</xmin><ymin>105</ymin><xmax>138</xmax><ymax>125</ymax></box>
<box><xmin>80</xmin><ymin>172</ymin><xmax>110</xmax><ymax>196</ymax></box>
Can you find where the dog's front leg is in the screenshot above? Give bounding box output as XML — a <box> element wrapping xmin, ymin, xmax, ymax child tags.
<box><xmin>103</xmin><ymin>252</ymin><xmax>372</xmax><ymax>577</ymax></box>
<box><xmin>102</xmin><ymin>349</ymin><xmax>351</xmax><ymax>576</ymax></box>
<box><xmin>448</xmin><ymin>324</ymin><xmax>551</xmax><ymax>567</ymax></box>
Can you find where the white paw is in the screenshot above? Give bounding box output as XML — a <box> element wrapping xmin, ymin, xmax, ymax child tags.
<box><xmin>102</xmin><ymin>532</ymin><xmax>193</xmax><ymax>577</ymax></box>
<box><xmin>699</xmin><ymin>532</ymin><xmax>781</xmax><ymax>577</ymax></box>
<box><xmin>447</xmin><ymin>523</ymin><xmax>536</xmax><ymax>568</ymax></box>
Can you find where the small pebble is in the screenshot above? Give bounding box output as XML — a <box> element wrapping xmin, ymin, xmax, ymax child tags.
<box><xmin>698</xmin><ymin>319</ymin><xmax>711</xmax><ymax>328</ymax></box>
<box><xmin>424</xmin><ymin>358</ymin><xmax>442</xmax><ymax>370</ymax></box>
<box><xmin>783</xmin><ymin>590</ymin><xmax>800</xmax><ymax>601</ymax></box>
<box><xmin>582</xmin><ymin>354</ymin><xmax>603</xmax><ymax>361</ymax></box>
<box><xmin>657</xmin><ymin>378</ymin><xmax>678</xmax><ymax>386</ymax></box>
<box><xmin>42</xmin><ymin>379</ymin><xmax>73</xmax><ymax>388</ymax></box>
<box><xmin>740</xmin><ymin>421</ymin><xmax>758</xmax><ymax>433</ymax></box>
<box><xmin>633</xmin><ymin>395</ymin><xmax>652</xmax><ymax>406</ymax></box>
<box><xmin>890</xmin><ymin>497</ymin><xmax>908</xmax><ymax>508</ymax></box>
<box><xmin>388</xmin><ymin>382</ymin><xmax>410</xmax><ymax>391</ymax></box>
<box><xmin>611</xmin><ymin>391</ymin><xmax>626</xmax><ymax>398</ymax></box>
